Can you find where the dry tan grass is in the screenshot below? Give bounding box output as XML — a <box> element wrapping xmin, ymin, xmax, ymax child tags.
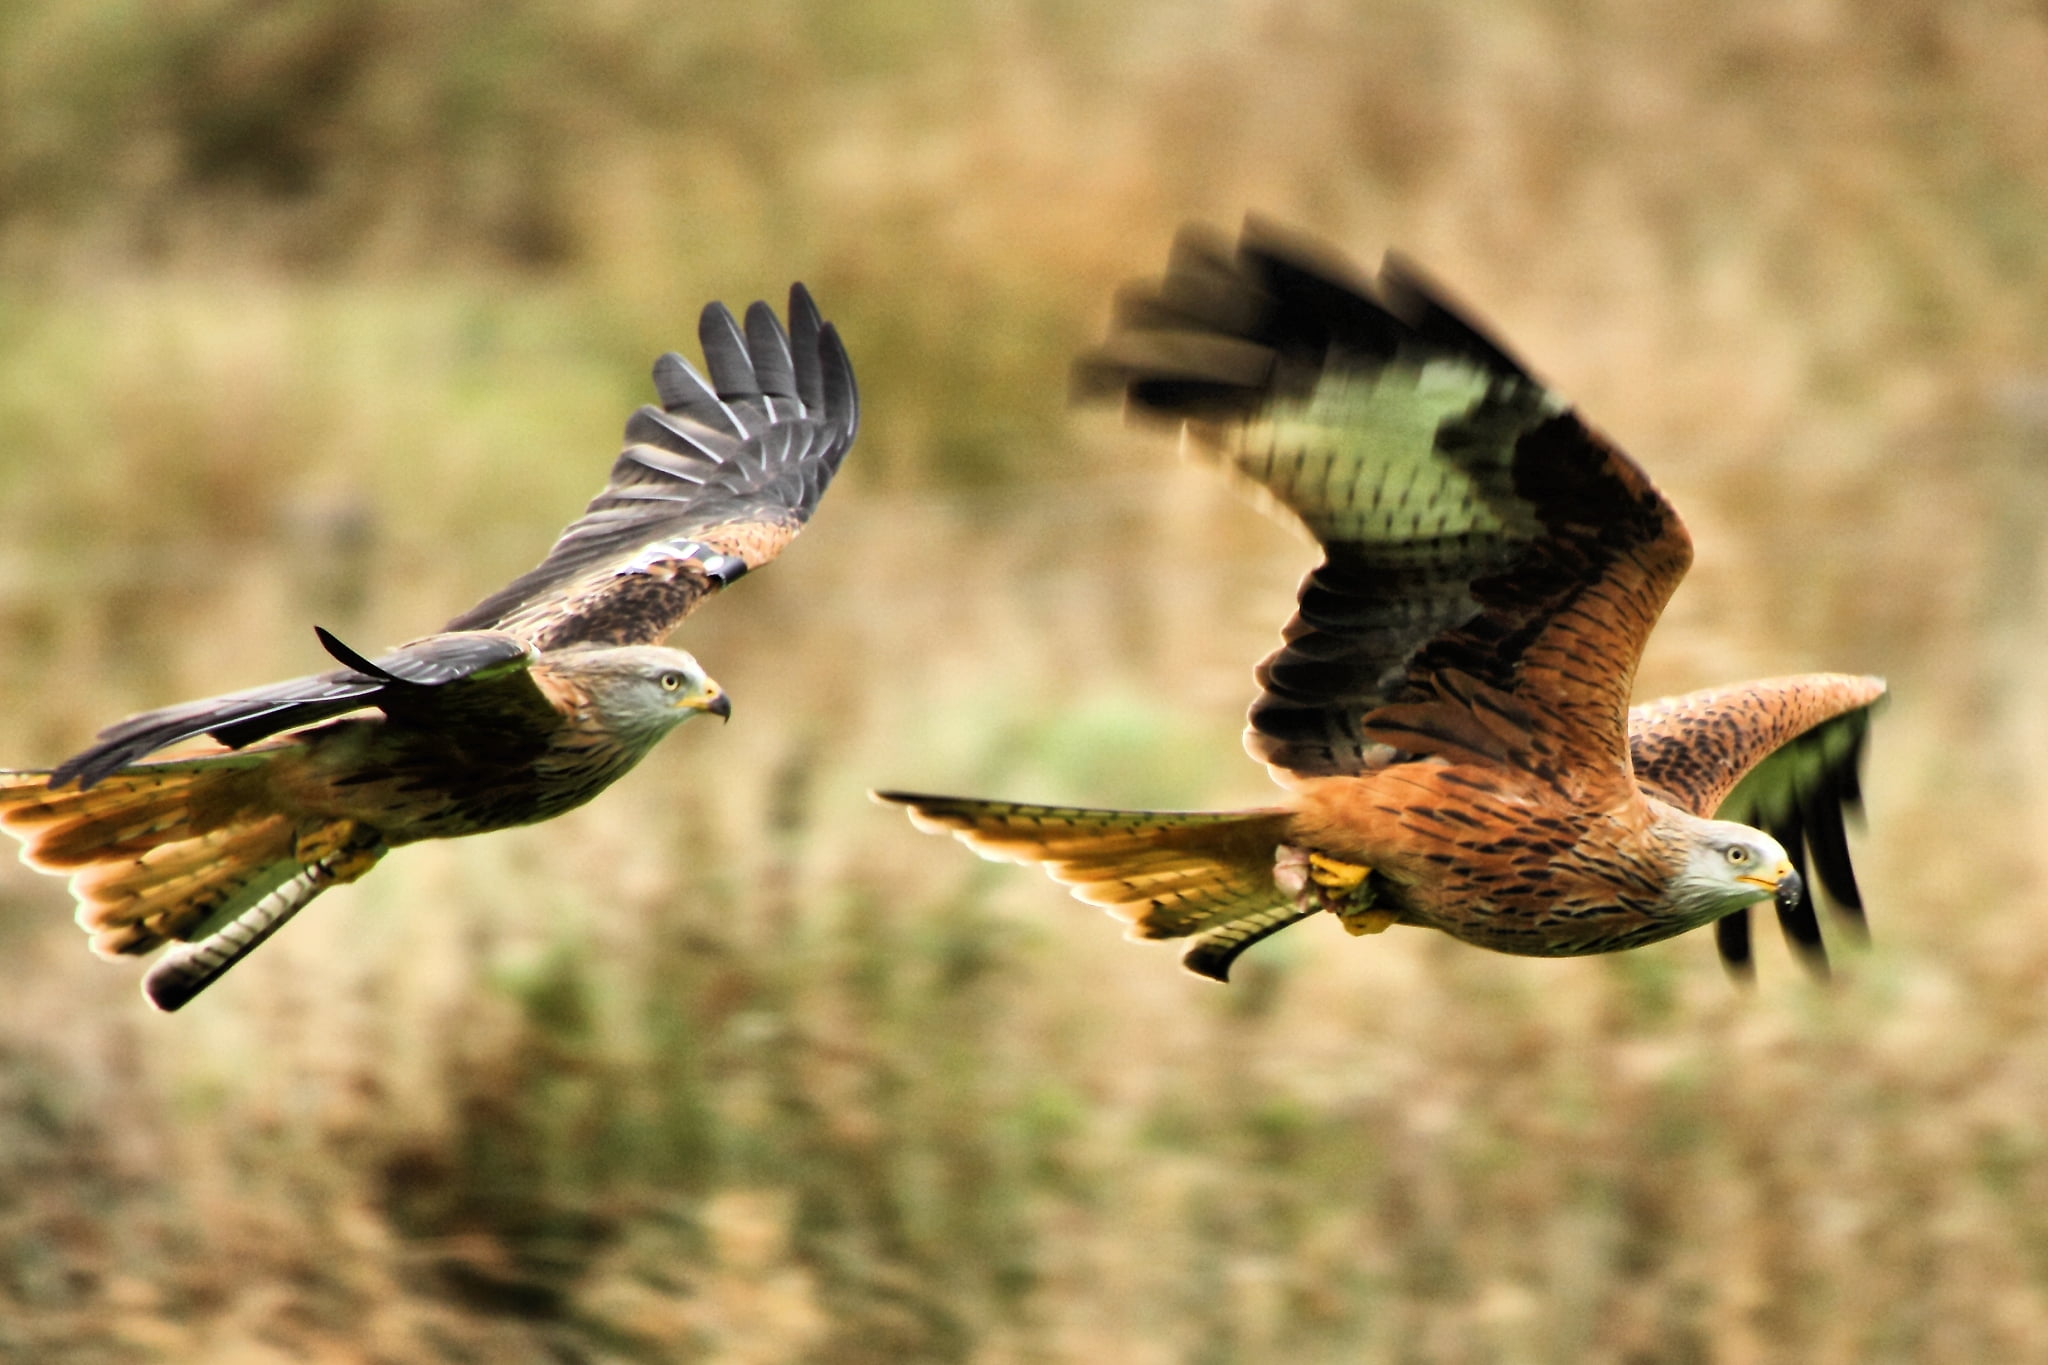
<box><xmin>0</xmin><ymin>0</ymin><xmax>2045</xmax><ymax>1360</ymax></box>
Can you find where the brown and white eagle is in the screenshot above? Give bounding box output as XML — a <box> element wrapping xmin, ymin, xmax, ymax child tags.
<box><xmin>879</xmin><ymin>221</ymin><xmax>1881</xmax><ymax>982</ymax></box>
<box><xmin>1</xmin><ymin>286</ymin><xmax>858</xmax><ymax>1010</ymax></box>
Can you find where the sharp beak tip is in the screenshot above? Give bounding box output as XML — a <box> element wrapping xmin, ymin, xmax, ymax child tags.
<box><xmin>1773</xmin><ymin>866</ymin><xmax>1806</xmax><ymax>913</ymax></box>
<box><xmin>707</xmin><ymin>692</ymin><xmax>732</xmax><ymax>722</ymax></box>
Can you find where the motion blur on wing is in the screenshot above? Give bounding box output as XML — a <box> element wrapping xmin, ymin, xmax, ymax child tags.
<box><xmin>881</xmin><ymin>220</ymin><xmax>1880</xmax><ymax>982</ymax></box>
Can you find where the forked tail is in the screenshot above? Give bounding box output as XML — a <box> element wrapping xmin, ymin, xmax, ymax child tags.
<box><xmin>0</xmin><ymin>757</ymin><xmax>383</xmax><ymax>1010</ymax></box>
<box><xmin>873</xmin><ymin>791</ymin><xmax>1307</xmax><ymax>980</ymax></box>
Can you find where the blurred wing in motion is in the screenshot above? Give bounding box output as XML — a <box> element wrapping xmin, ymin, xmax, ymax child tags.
<box><xmin>48</xmin><ymin>628</ymin><xmax>550</xmax><ymax>789</ymax></box>
<box><xmin>1629</xmin><ymin>675</ymin><xmax>1886</xmax><ymax>977</ymax></box>
<box><xmin>445</xmin><ymin>284</ymin><xmax>860</xmax><ymax>650</ymax></box>
<box><xmin>887</xmin><ymin>220</ymin><xmax>1884</xmax><ymax>983</ymax></box>
<box><xmin>1076</xmin><ymin>221</ymin><xmax>1692</xmax><ymax>795</ymax></box>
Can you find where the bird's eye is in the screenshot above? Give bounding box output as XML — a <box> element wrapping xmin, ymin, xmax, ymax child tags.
<box><xmin>660</xmin><ymin>672</ymin><xmax>683</xmax><ymax>691</ymax></box>
<box><xmin>1725</xmin><ymin>846</ymin><xmax>1750</xmax><ymax>865</ymax></box>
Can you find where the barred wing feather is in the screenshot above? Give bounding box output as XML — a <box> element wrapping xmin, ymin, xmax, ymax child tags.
<box><xmin>1077</xmin><ymin>221</ymin><xmax>1691</xmax><ymax>794</ymax></box>
<box><xmin>446</xmin><ymin>284</ymin><xmax>859</xmax><ymax>650</ymax></box>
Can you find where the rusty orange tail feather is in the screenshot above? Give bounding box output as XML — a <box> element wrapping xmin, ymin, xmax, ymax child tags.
<box><xmin>872</xmin><ymin>791</ymin><xmax>1313</xmax><ymax>980</ymax></box>
<box><xmin>0</xmin><ymin>757</ymin><xmax>382</xmax><ymax>1008</ymax></box>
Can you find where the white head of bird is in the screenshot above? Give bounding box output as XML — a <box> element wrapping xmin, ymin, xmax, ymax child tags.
<box><xmin>571</xmin><ymin>645</ymin><xmax>729</xmax><ymax>746</ymax></box>
<box><xmin>1664</xmin><ymin>814</ymin><xmax>1801</xmax><ymax>927</ymax></box>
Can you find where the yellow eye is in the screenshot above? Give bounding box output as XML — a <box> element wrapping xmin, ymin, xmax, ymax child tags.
<box><xmin>660</xmin><ymin>672</ymin><xmax>683</xmax><ymax>691</ymax></box>
<box><xmin>1726</xmin><ymin>846</ymin><xmax>1750</xmax><ymax>865</ymax></box>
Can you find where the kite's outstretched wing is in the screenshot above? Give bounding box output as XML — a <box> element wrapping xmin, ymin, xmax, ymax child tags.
<box><xmin>445</xmin><ymin>284</ymin><xmax>859</xmax><ymax>651</ymax></box>
<box><xmin>47</xmin><ymin>628</ymin><xmax>552</xmax><ymax>789</ymax></box>
<box><xmin>1075</xmin><ymin>221</ymin><xmax>1691</xmax><ymax>793</ymax></box>
<box><xmin>1629</xmin><ymin>675</ymin><xmax>1886</xmax><ymax>977</ymax></box>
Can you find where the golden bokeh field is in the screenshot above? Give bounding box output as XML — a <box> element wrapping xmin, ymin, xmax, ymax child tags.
<box><xmin>1</xmin><ymin>1</ymin><xmax>2046</xmax><ymax>1360</ymax></box>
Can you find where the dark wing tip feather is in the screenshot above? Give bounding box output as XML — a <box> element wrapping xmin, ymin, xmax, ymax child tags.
<box><xmin>1763</xmin><ymin>696</ymin><xmax>1879</xmax><ymax>952</ymax></box>
<box><xmin>1715</xmin><ymin>910</ymin><xmax>1756</xmax><ymax>984</ymax></box>
<box><xmin>1637</xmin><ymin>680</ymin><xmax>1885</xmax><ymax>976</ymax></box>
<box><xmin>1073</xmin><ymin>215</ymin><xmax>1535</xmax><ymax>427</ymax></box>
<box><xmin>50</xmin><ymin>657</ymin><xmax>383</xmax><ymax>791</ymax></box>
<box><xmin>47</xmin><ymin>629</ymin><xmax>536</xmax><ymax>789</ymax></box>
<box><xmin>443</xmin><ymin>285</ymin><xmax>858</xmax><ymax>648</ymax></box>
<box><xmin>1773</xmin><ymin>894</ymin><xmax>1833</xmax><ymax>980</ymax></box>
<box><xmin>1803</xmin><ymin>705</ymin><xmax>1875</xmax><ymax>921</ymax></box>
<box><xmin>818</xmin><ymin>322</ymin><xmax>860</xmax><ymax>443</ymax></box>
<box><xmin>698</xmin><ymin>302</ymin><xmax>759</xmax><ymax>408</ymax></box>
<box><xmin>743</xmin><ymin>300</ymin><xmax>799</xmax><ymax>402</ymax></box>
<box><xmin>1372</xmin><ymin>250</ymin><xmax>1533</xmax><ymax>378</ymax></box>
<box><xmin>651</xmin><ymin>351</ymin><xmax>739</xmax><ymax>436</ymax></box>
<box><xmin>787</xmin><ymin>283</ymin><xmax>826</xmax><ymax>409</ymax></box>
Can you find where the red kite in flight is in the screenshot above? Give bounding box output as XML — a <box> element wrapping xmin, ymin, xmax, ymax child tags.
<box><xmin>881</xmin><ymin>223</ymin><xmax>1879</xmax><ymax>982</ymax></box>
<box><xmin>2</xmin><ymin>286</ymin><xmax>858</xmax><ymax>1009</ymax></box>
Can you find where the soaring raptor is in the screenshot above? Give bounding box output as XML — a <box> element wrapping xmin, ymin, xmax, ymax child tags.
<box><xmin>880</xmin><ymin>223</ymin><xmax>1880</xmax><ymax>982</ymax></box>
<box><xmin>1</xmin><ymin>285</ymin><xmax>858</xmax><ymax>1009</ymax></box>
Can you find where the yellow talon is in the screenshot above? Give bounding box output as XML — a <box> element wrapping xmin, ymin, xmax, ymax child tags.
<box><xmin>1337</xmin><ymin>907</ymin><xmax>1399</xmax><ymax>936</ymax></box>
<box><xmin>1308</xmin><ymin>852</ymin><xmax>1370</xmax><ymax>891</ymax></box>
<box><xmin>1284</xmin><ymin>848</ymin><xmax>1395</xmax><ymax>935</ymax></box>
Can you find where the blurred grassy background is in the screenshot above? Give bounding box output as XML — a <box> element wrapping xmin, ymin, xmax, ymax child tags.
<box><xmin>0</xmin><ymin>0</ymin><xmax>2045</xmax><ymax>1360</ymax></box>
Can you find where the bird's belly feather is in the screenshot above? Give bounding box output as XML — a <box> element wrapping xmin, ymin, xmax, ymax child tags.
<box><xmin>1292</xmin><ymin>764</ymin><xmax>1693</xmax><ymax>957</ymax></box>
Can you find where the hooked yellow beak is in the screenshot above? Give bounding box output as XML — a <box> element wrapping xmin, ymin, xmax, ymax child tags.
<box><xmin>1737</xmin><ymin>857</ymin><xmax>1802</xmax><ymax>913</ymax></box>
<box><xmin>688</xmin><ymin>684</ymin><xmax>731</xmax><ymax>722</ymax></box>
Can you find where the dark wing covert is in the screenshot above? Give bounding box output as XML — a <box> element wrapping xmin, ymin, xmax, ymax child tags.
<box><xmin>49</xmin><ymin>628</ymin><xmax>548</xmax><ymax>789</ymax></box>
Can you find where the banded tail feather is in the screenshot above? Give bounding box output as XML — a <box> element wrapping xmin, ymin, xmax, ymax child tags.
<box><xmin>1180</xmin><ymin>902</ymin><xmax>1321</xmax><ymax>981</ymax></box>
<box><xmin>143</xmin><ymin>826</ymin><xmax>384</xmax><ymax>1010</ymax></box>
<box><xmin>872</xmin><ymin>792</ymin><xmax>1299</xmax><ymax>980</ymax></box>
<box><xmin>0</xmin><ymin>757</ymin><xmax>385</xmax><ymax>1010</ymax></box>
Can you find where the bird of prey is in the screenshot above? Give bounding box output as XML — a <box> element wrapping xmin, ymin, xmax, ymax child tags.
<box><xmin>0</xmin><ymin>285</ymin><xmax>858</xmax><ymax>1010</ymax></box>
<box><xmin>880</xmin><ymin>222</ymin><xmax>1881</xmax><ymax>983</ymax></box>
